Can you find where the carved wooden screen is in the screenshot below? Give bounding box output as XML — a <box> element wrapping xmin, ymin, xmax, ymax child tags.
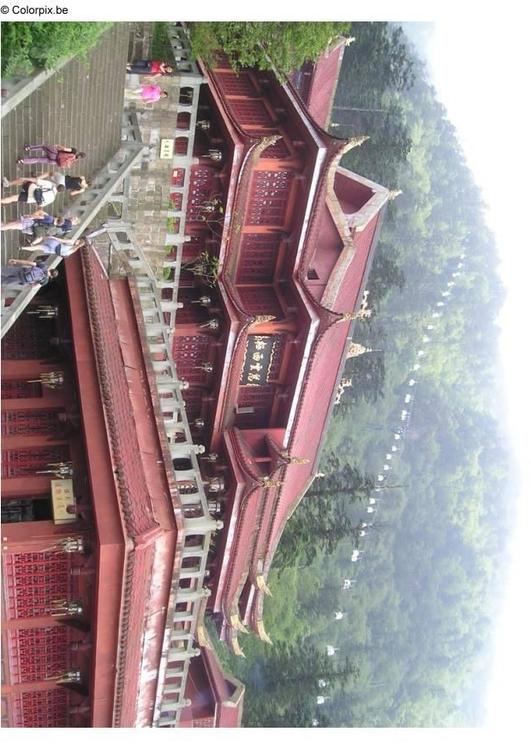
<box><xmin>235</xmin><ymin>385</ymin><xmax>275</xmax><ymax>428</ymax></box>
<box><xmin>1</xmin><ymin>315</ymin><xmax>55</xmax><ymax>360</ymax></box>
<box><xmin>186</xmin><ymin>166</ymin><xmax>217</xmax><ymax>222</ymax></box>
<box><xmin>237</xmin><ymin>286</ymin><xmax>284</xmax><ymax>320</ymax></box>
<box><xmin>247</xmin><ymin>170</ymin><xmax>293</xmax><ymax>227</ymax></box>
<box><xmin>1</xmin><ymin>379</ymin><xmax>43</xmax><ymax>400</ymax></box>
<box><xmin>236</xmin><ymin>232</ymin><xmax>282</xmax><ymax>284</ymax></box>
<box><xmin>1</xmin><ymin>445</ymin><xmax>70</xmax><ymax>478</ymax></box>
<box><xmin>3</xmin><ymin>551</ymin><xmax>75</xmax><ymax>619</ymax></box>
<box><xmin>15</xmin><ymin>689</ymin><xmax>68</xmax><ymax>727</ymax></box>
<box><xmin>7</xmin><ymin>626</ymin><xmax>69</xmax><ymax>684</ymax></box>
<box><xmin>1</xmin><ymin>408</ymin><xmax>62</xmax><ymax>437</ymax></box>
<box><xmin>172</xmin><ymin>335</ymin><xmax>211</xmax><ymax>383</ymax></box>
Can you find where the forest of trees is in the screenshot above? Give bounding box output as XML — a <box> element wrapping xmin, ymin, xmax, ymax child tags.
<box><xmin>206</xmin><ymin>22</ymin><xmax>511</xmax><ymax>728</ymax></box>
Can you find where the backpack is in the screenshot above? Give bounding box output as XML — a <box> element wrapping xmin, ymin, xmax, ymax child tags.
<box><xmin>56</xmin><ymin>151</ymin><xmax>76</xmax><ymax>168</ymax></box>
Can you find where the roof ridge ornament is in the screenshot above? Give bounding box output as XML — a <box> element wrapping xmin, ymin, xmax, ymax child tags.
<box><xmin>255</xmin><ymin>574</ymin><xmax>272</xmax><ymax>596</ymax></box>
<box><xmin>256</xmin><ymin>619</ymin><xmax>273</xmax><ymax>644</ymax></box>
<box><xmin>230</xmin><ymin>612</ymin><xmax>249</xmax><ymax>634</ymax></box>
<box><xmin>280</xmin><ymin>450</ymin><xmax>310</xmax><ymax>465</ymax></box>
<box><xmin>389</xmin><ymin>189</ymin><xmax>403</xmax><ymax>200</ymax></box>
<box><xmin>230</xmin><ymin>636</ymin><xmax>246</xmax><ymax>658</ymax></box>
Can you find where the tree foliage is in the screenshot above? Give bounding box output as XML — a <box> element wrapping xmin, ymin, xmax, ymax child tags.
<box><xmin>189</xmin><ymin>22</ymin><xmax>350</xmax><ymax>77</ymax></box>
<box><xmin>207</xmin><ymin>21</ymin><xmax>510</xmax><ymax>728</ymax></box>
<box><xmin>1</xmin><ymin>22</ymin><xmax>112</xmax><ymax>76</ymax></box>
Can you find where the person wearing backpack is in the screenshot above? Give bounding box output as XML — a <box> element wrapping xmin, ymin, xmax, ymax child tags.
<box><xmin>17</xmin><ymin>144</ymin><xmax>86</xmax><ymax>168</ymax></box>
<box><xmin>1</xmin><ymin>258</ymin><xmax>59</xmax><ymax>289</ymax></box>
<box><xmin>23</xmin><ymin>237</ymin><xmax>85</xmax><ymax>257</ymax></box>
<box><xmin>1</xmin><ymin>176</ymin><xmax>62</xmax><ymax>206</ymax></box>
<box><xmin>45</xmin><ymin>172</ymin><xmax>90</xmax><ymax>197</ymax></box>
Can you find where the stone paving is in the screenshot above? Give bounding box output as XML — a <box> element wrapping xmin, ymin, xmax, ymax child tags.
<box><xmin>1</xmin><ymin>23</ymin><xmax>135</xmax><ymax>264</ymax></box>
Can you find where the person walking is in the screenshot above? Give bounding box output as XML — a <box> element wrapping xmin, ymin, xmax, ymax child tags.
<box><xmin>1</xmin><ymin>258</ymin><xmax>59</xmax><ymax>289</ymax></box>
<box><xmin>23</xmin><ymin>237</ymin><xmax>85</xmax><ymax>257</ymax></box>
<box><xmin>41</xmin><ymin>172</ymin><xmax>90</xmax><ymax>197</ymax></box>
<box><xmin>1</xmin><ymin>212</ymin><xmax>79</xmax><ymax>241</ymax></box>
<box><xmin>1</xmin><ymin>176</ymin><xmax>62</xmax><ymax>207</ymax></box>
<box><xmin>17</xmin><ymin>144</ymin><xmax>86</xmax><ymax>168</ymax></box>
<box><xmin>127</xmin><ymin>84</ymin><xmax>168</xmax><ymax>103</ymax></box>
<box><xmin>127</xmin><ymin>59</ymin><xmax>173</xmax><ymax>75</ymax></box>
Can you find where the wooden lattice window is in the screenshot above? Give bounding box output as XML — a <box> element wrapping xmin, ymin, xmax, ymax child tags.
<box><xmin>217</xmin><ymin>72</ymin><xmax>258</xmax><ymax>97</ymax></box>
<box><xmin>247</xmin><ymin>170</ymin><xmax>293</xmax><ymax>226</ymax></box>
<box><xmin>187</xmin><ymin>166</ymin><xmax>217</xmax><ymax>222</ymax></box>
<box><xmin>1</xmin><ymin>315</ymin><xmax>56</xmax><ymax>360</ymax></box>
<box><xmin>1</xmin><ymin>408</ymin><xmax>63</xmax><ymax>437</ymax></box>
<box><xmin>237</xmin><ymin>233</ymin><xmax>282</xmax><ymax>283</ymax></box>
<box><xmin>237</xmin><ymin>287</ymin><xmax>284</xmax><ymax>320</ymax></box>
<box><xmin>229</xmin><ymin>99</ymin><xmax>273</xmax><ymax>127</ymax></box>
<box><xmin>3</xmin><ymin>551</ymin><xmax>74</xmax><ymax>619</ymax></box>
<box><xmin>1</xmin><ymin>379</ymin><xmax>43</xmax><ymax>400</ymax></box>
<box><xmin>1</xmin><ymin>445</ymin><xmax>70</xmax><ymax>479</ymax></box>
<box><xmin>18</xmin><ymin>689</ymin><xmax>68</xmax><ymax>727</ymax></box>
<box><xmin>8</xmin><ymin>627</ymin><xmax>69</xmax><ymax>684</ymax></box>
<box><xmin>235</xmin><ymin>386</ymin><xmax>275</xmax><ymax>428</ymax></box>
<box><xmin>172</xmin><ymin>335</ymin><xmax>211</xmax><ymax>382</ymax></box>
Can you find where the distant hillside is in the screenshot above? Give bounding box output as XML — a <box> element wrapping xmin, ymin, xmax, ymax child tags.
<box><xmin>208</xmin><ymin>22</ymin><xmax>510</xmax><ymax>728</ymax></box>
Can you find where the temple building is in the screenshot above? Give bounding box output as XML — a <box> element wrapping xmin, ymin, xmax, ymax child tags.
<box><xmin>1</xmin><ymin>25</ymin><xmax>388</xmax><ymax>727</ymax></box>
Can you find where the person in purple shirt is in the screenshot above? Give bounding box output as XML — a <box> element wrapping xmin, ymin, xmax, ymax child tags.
<box><xmin>1</xmin><ymin>259</ymin><xmax>59</xmax><ymax>288</ymax></box>
<box><xmin>25</xmin><ymin>237</ymin><xmax>85</xmax><ymax>257</ymax></box>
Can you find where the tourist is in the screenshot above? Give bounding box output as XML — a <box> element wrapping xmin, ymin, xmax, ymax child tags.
<box><xmin>24</xmin><ymin>237</ymin><xmax>85</xmax><ymax>257</ymax></box>
<box><xmin>42</xmin><ymin>172</ymin><xmax>90</xmax><ymax>197</ymax></box>
<box><xmin>1</xmin><ymin>212</ymin><xmax>79</xmax><ymax>242</ymax></box>
<box><xmin>1</xmin><ymin>176</ymin><xmax>62</xmax><ymax>206</ymax></box>
<box><xmin>17</xmin><ymin>144</ymin><xmax>86</xmax><ymax>168</ymax></box>
<box><xmin>128</xmin><ymin>84</ymin><xmax>168</xmax><ymax>103</ymax></box>
<box><xmin>127</xmin><ymin>59</ymin><xmax>173</xmax><ymax>75</ymax></box>
<box><xmin>1</xmin><ymin>258</ymin><xmax>59</xmax><ymax>289</ymax></box>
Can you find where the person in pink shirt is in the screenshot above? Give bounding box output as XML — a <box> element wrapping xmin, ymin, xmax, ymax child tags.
<box><xmin>129</xmin><ymin>84</ymin><xmax>168</xmax><ymax>103</ymax></box>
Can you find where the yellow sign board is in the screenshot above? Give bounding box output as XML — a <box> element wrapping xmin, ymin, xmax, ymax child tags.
<box><xmin>159</xmin><ymin>139</ymin><xmax>174</xmax><ymax>159</ymax></box>
<box><xmin>51</xmin><ymin>479</ymin><xmax>76</xmax><ymax>524</ymax></box>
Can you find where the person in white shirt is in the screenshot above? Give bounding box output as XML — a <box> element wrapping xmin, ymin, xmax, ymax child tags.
<box><xmin>1</xmin><ymin>176</ymin><xmax>63</xmax><ymax>206</ymax></box>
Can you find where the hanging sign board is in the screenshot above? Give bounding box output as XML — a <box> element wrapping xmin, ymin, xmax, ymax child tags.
<box><xmin>51</xmin><ymin>479</ymin><xmax>76</xmax><ymax>524</ymax></box>
<box><xmin>240</xmin><ymin>335</ymin><xmax>278</xmax><ymax>386</ymax></box>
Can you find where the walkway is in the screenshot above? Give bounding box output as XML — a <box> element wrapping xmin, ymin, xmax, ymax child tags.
<box><xmin>1</xmin><ymin>23</ymin><xmax>131</xmax><ymax>263</ymax></box>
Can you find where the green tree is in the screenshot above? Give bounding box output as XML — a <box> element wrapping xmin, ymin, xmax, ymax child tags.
<box><xmin>189</xmin><ymin>22</ymin><xmax>350</xmax><ymax>77</ymax></box>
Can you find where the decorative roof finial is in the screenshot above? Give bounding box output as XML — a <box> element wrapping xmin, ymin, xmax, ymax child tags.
<box><xmin>256</xmin><ymin>619</ymin><xmax>273</xmax><ymax>644</ymax></box>
<box><xmin>347</xmin><ymin>343</ymin><xmax>372</xmax><ymax>359</ymax></box>
<box><xmin>256</xmin><ymin>574</ymin><xmax>272</xmax><ymax>596</ymax></box>
<box><xmin>348</xmin><ymin>135</ymin><xmax>370</xmax><ymax>149</ymax></box>
<box><xmin>389</xmin><ymin>189</ymin><xmax>403</xmax><ymax>200</ymax></box>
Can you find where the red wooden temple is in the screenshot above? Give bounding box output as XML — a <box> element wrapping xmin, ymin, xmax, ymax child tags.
<box><xmin>1</xmin><ymin>37</ymin><xmax>389</xmax><ymax>727</ymax></box>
